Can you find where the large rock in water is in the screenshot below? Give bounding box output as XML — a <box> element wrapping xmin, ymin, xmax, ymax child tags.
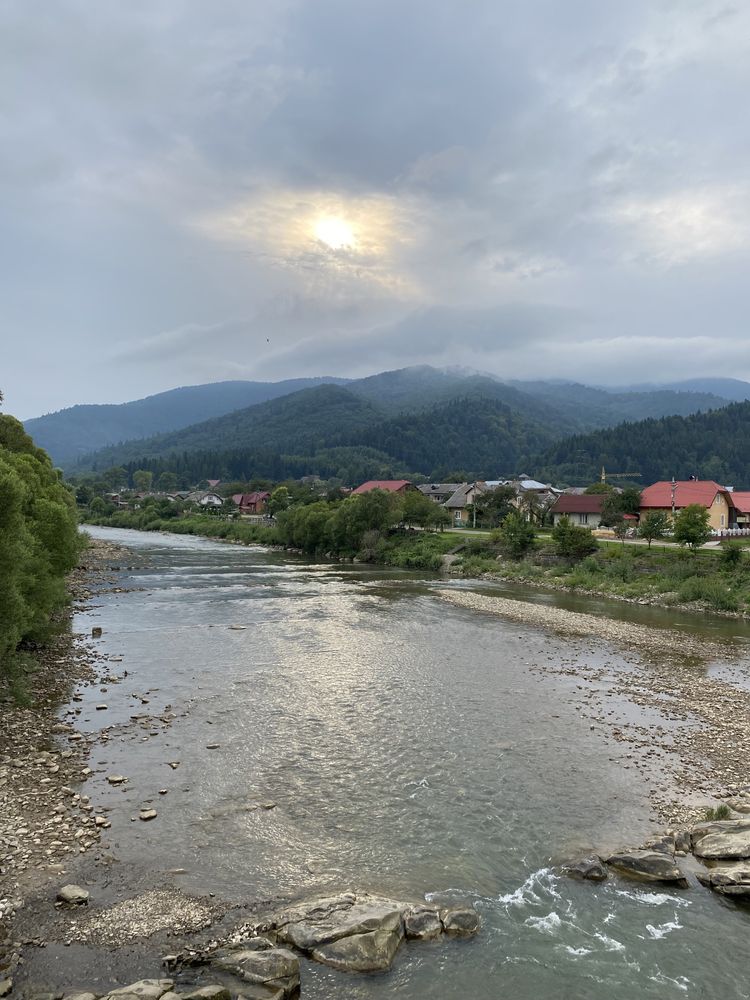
<box><xmin>606</xmin><ymin>850</ymin><xmax>688</xmax><ymax>887</ymax></box>
<box><xmin>212</xmin><ymin>945</ymin><xmax>299</xmax><ymax>998</ymax></box>
<box><xmin>274</xmin><ymin>895</ymin><xmax>404</xmax><ymax>973</ymax></box>
<box><xmin>105</xmin><ymin>981</ymin><xmax>174</xmax><ymax>999</ymax></box>
<box><xmin>691</xmin><ymin>820</ymin><xmax>750</xmax><ymax>860</ymax></box>
<box><xmin>696</xmin><ymin>863</ymin><xmax>750</xmax><ymax>898</ymax></box>
<box><xmin>561</xmin><ymin>856</ymin><xmax>608</xmax><ymax>882</ymax></box>
<box><xmin>257</xmin><ymin>892</ymin><xmax>479</xmax><ymax>974</ymax></box>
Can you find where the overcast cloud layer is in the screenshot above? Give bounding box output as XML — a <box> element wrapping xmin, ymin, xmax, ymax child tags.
<box><xmin>3</xmin><ymin>0</ymin><xmax>750</xmax><ymax>418</ymax></box>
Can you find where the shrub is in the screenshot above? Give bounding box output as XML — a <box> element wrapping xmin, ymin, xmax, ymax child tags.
<box><xmin>721</xmin><ymin>542</ymin><xmax>743</xmax><ymax>569</ymax></box>
<box><xmin>704</xmin><ymin>804</ymin><xmax>732</xmax><ymax>821</ymax></box>
<box><xmin>551</xmin><ymin>516</ymin><xmax>598</xmax><ymax>561</ymax></box>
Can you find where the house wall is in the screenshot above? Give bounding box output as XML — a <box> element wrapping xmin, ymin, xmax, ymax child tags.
<box><xmin>640</xmin><ymin>494</ymin><xmax>730</xmax><ymax>531</ymax></box>
<box><xmin>552</xmin><ymin>511</ymin><xmax>601</xmax><ymax>528</ymax></box>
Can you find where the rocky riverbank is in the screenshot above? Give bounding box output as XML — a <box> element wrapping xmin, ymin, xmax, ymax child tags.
<box><xmin>0</xmin><ymin>537</ymin><xmax>141</xmax><ymax>990</ymax></box>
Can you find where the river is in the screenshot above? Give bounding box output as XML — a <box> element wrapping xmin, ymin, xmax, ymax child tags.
<box><xmin>52</xmin><ymin>527</ymin><xmax>750</xmax><ymax>998</ymax></box>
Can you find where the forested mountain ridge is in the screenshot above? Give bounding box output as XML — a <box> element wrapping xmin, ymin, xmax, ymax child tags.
<box><xmin>24</xmin><ymin>377</ymin><xmax>349</xmax><ymax>466</ymax></box>
<box><xmin>28</xmin><ymin>364</ymin><xmax>739</xmax><ymax>468</ymax></box>
<box><xmin>536</xmin><ymin>400</ymin><xmax>750</xmax><ymax>486</ymax></box>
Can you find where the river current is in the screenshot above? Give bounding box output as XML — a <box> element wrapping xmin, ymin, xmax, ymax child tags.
<box><xmin>69</xmin><ymin>527</ymin><xmax>750</xmax><ymax>999</ymax></box>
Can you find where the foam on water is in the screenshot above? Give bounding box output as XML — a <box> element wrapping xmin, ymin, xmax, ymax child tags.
<box><xmin>643</xmin><ymin>918</ymin><xmax>682</xmax><ymax>940</ymax></box>
<box><xmin>525</xmin><ymin>912</ymin><xmax>563</xmax><ymax>934</ymax></box>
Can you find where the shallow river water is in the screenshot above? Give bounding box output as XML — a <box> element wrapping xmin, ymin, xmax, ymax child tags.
<box><xmin>66</xmin><ymin>527</ymin><xmax>750</xmax><ymax>999</ymax></box>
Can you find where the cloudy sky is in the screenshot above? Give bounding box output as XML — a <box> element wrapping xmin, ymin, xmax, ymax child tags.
<box><xmin>3</xmin><ymin>0</ymin><xmax>750</xmax><ymax>418</ymax></box>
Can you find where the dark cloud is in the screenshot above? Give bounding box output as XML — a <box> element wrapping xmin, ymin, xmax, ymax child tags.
<box><xmin>2</xmin><ymin>0</ymin><xmax>750</xmax><ymax>418</ymax></box>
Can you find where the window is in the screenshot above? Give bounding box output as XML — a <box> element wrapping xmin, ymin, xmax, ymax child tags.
<box><xmin>580</xmin><ymin>513</ymin><xmax>589</xmax><ymax>525</ymax></box>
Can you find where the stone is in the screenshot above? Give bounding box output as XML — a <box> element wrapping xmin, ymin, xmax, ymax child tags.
<box><xmin>0</xmin><ymin>981</ymin><xmax>12</xmax><ymax>998</ymax></box>
<box><xmin>139</xmin><ymin>809</ymin><xmax>158</xmax><ymax>821</ymax></box>
<box><xmin>403</xmin><ymin>905</ymin><xmax>443</xmax><ymax>940</ymax></box>
<box><xmin>276</xmin><ymin>895</ymin><xmax>403</xmax><ymax>952</ymax></box>
<box><xmin>726</xmin><ymin>798</ymin><xmax>750</xmax><ymax>815</ymax></box>
<box><xmin>180</xmin><ymin>988</ymin><xmax>232</xmax><ymax>1000</ymax></box>
<box><xmin>57</xmin><ymin>883</ymin><xmax>90</xmax><ymax>905</ymax></box>
<box><xmin>92</xmin><ymin>627</ymin><xmax>103</xmax><ymax>637</ymax></box>
<box><xmin>105</xmin><ymin>980</ymin><xmax>174</xmax><ymax>999</ymax></box>
<box><xmin>107</xmin><ymin>775</ymin><xmax>127</xmax><ymax>785</ymax></box>
<box><xmin>643</xmin><ymin>835</ymin><xmax>675</xmax><ymax>855</ymax></box>
<box><xmin>312</xmin><ymin>924</ymin><xmax>404</xmax><ymax>972</ymax></box>
<box><xmin>441</xmin><ymin>907</ymin><xmax>481</xmax><ymax>936</ymax></box>
<box><xmin>606</xmin><ymin>850</ymin><xmax>688</xmax><ymax>886</ymax></box>
<box><xmin>561</xmin><ymin>855</ymin><xmax>608</xmax><ymax>881</ymax></box>
<box><xmin>673</xmin><ymin>830</ymin><xmax>692</xmax><ymax>854</ymax></box>
<box><xmin>696</xmin><ymin>863</ymin><xmax>750</xmax><ymax>897</ymax></box>
<box><xmin>212</xmin><ymin>947</ymin><xmax>299</xmax><ymax>997</ymax></box>
<box><xmin>692</xmin><ymin>820</ymin><xmax>750</xmax><ymax>859</ymax></box>
<box><xmin>62</xmin><ymin>994</ymin><xmax>98</xmax><ymax>1000</ymax></box>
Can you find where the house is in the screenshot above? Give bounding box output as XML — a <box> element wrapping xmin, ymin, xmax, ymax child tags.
<box><xmin>352</xmin><ymin>480</ymin><xmax>414</xmax><ymax>495</ymax></box>
<box><xmin>232</xmin><ymin>491</ymin><xmax>271</xmax><ymax>515</ymax></box>
<box><xmin>549</xmin><ymin>494</ymin><xmax>605</xmax><ymax>528</ymax></box>
<box><xmin>416</xmin><ymin>483</ymin><xmax>463</xmax><ymax>504</ymax></box>
<box><xmin>444</xmin><ymin>482</ymin><xmax>487</xmax><ymax>526</ymax></box>
<box><xmin>640</xmin><ymin>480</ymin><xmax>732</xmax><ymax>532</ymax></box>
<box><xmin>207</xmin><ymin>479</ymin><xmax>221</xmax><ymax>489</ymax></box>
<box><xmin>728</xmin><ymin>492</ymin><xmax>750</xmax><ymax>529</ymax></box>
<box><xmin>185</xmin><ymin>490</ymin><xmax>224</xmax><ymax>507</ymax></box>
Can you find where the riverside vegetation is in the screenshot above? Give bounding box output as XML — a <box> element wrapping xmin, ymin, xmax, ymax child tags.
<box><xmin>0</xmin><ymin>402</ymin><xmax>82</xmax><ymax>692</ymax></box>
<box><xmin>83</xmin><ymin>491</ymin><xmax>750</xmax><ymax>614</ymax></box>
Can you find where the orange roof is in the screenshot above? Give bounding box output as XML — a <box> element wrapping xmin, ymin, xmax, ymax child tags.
<box><xmin>352</xmin><ymin>480</ymin><xmax>412</xmax><ymax>494</ymax></box>
<box><xmin>640</xmin><ymin>480</ymin><xmax>725</xmax><ymax>509</ymax></box>
<box><xmin>729</xmin><ymin>491</ymin><xmax>750</xmax><ymax>514</ymax></box>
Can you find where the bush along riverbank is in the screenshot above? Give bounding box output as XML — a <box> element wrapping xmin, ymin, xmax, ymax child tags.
<box><xmin>0</xmin><ymin>409</ymin><xmax>83</xmax><ymax>694</ymax></box>
<box><xmin>83</xmin><ymin>497</ymin><xmax>750</xmax><ymax>614</ymax></box>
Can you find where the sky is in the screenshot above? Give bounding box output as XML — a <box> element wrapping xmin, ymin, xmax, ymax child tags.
<box><xmin>3</xmin><ymin>0</ymin><xmax>750</xmax><ymax>419</ymax></box>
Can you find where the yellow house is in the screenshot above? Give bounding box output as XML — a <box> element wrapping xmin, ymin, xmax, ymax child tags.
<box><xmin>639</xmin><ymin>480</ymin><xmax>731</xmax><ymax>531</ymax></box>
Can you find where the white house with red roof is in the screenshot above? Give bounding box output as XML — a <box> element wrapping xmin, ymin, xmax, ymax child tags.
<box><xmin>549</xmin><ymin>493</ymin><xmax>606</xmax><ymax>527</ymax></box>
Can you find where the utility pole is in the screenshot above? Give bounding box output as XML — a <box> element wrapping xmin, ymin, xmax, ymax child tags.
<box><xmin>671</xmin><ymin>477</ymin><xmax>677</xmax><ymax>519</ymax></box>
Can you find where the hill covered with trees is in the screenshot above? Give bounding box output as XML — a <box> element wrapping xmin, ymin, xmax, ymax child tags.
<box><xmin>537</xmin><ymin>400</ymin><xmax>750</xmax><ymax>486</ymax></box>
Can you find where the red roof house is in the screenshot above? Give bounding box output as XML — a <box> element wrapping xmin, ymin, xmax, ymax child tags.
<box><xmin>352</xmin><ymin>480</ymin><xmax>413</xmax><ymax>495</ymax></box>
<box><xmin>233</xmin><ymin>491</ymin><xmax>271</xmax><ymax>515</ymax></box>
<box><xmin>640</xmin><ymin>480</ymin><xmax>731</xmax><ymax>531</ymax></box>
<box><xmin>549</xmin><ymin>494</ymin><xmax>605</xmax><ymax>528</ymax></box>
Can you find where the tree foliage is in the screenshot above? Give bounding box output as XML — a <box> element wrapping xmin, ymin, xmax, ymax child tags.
<box><xmin>673</xmin><ymin>504</ymin><xmax>712</xmax><ymax>551</ymax></box>
<box><xmin>495</xmin><ymin>512</ymin><xmax>536</xmax><ymax>559</ymax></box>
<box><xmin>638</xmin><ymin>510</ymin><xmax>670</xmax><ymax>548</ymax></box>
<box><xmin>551</xmin><ymin>515</ymin><xmax>598</xmax><ymax>560</ymax></box>
<box><xmin>0</xmin><ymin>413</ymin><xmax>82</xmax><ymax>674</ymax></box>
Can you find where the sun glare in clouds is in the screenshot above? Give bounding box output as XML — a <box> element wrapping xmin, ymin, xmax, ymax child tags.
<box><xmin>314</xmin><ymin>216</ymin><xmax>355</xmax><ymax>249</ymax></box>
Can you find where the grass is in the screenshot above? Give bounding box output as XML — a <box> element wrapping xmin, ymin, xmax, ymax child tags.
<box><xmin>703</xmin><ymin>804</ymin><xmax>733</xmax><ymax>821</ymax></box>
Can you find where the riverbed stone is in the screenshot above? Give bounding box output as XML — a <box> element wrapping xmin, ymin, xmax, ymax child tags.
<box><xmin>179</xmin><ymin>988</ymin><xmax>232</xmax><ymax>1000</ymax></box>
<box><xmin>606</xmin><ymin>849</ymin><xmax>688</xmax><ymax>886</ymax></box>
<box><xmin>275</xmin><ymin>895</ymin><xmax>404</xmax><ymax>952</ymax></box>
<box><xmin>57</xmin><ymin>884</ymin><xmax>89</xmax><ymax>905</ymax></box>
<box><xmin>212</xmin><ymin>947</ymin><xmax>299</xmax><ymax>997</ymax></box>
<box><xmin>692</xmin><ymin>820</ymin><xmax>750</xmax><ymax>859</ymax></box>
<box><xmin>696</xmin><ymin>863</ymin><xmax>750</xmax><ymax>897</ymax></box>
<box><xmin>312</xmin><ymin>923</ymin><xmax>404</xmax><ymax>972</ymax></box>
<box><xmin>561</xmin><ymin>855</ymin><xmax>608</xmax><ymax>881</ymax></box>
<box><xmin>62</xmin><ymin>994</ymin><xmax>98</xmax><ymax>1000</ymax></box>
<box><xmin>105</xmin><ymin>980</ymin><xmax>174</xmax><ymax>999</ymax></box>
<box><xmin>403</xmin><ymin>905</ymin><xmax>443</xmax><ymax>940</ymax></box>
<box><xmin>726</xmin><ymin>798</ymin><xmax>750</xmax><ymax>815</ymax></box>
<box><xmin>441</xmin><ymin>907</ymin><xmax>481</xmax><ymax>936</ymax></box>
<box><xmin>0</xmin><ymin>982</ymin><xmax>13</xmax><ymax>999</ymax></box>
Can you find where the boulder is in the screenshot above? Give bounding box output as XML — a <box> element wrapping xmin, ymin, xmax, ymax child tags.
<box><xmin>696</xmin><ymin>863</ymin><xmax>750</xmax><ymax>897</ymax></box>
<box><xmin>403</xmin><ymin>905</ymin><xmax>443</xmax><ymax>940</ymax></box>
<box><xmin>643</xmin><ymin>835</ymin><xmax>675</xmax><ymax>856</ymax></box>
<box><xmin>312</xmin><ymin>924</ymin><xmax>404</xmax><ymax>972</ymax></box>
<box><xmin>105</xmin><ymin>981</ymin><xmax>174</xmax><ymax>999</ymax></box>
<box><xmin>275</xmin><ymin>895</ymin><xmax>404</xmax><ymax>953</ymax></box>
<box><xmin>63</xmin><ymin>995</ymin><xmax>98</xmax><ymax>1000</ymax></box>
<box><xmin>0</xmin><ymin>984</ymin><xmax>13</xmax><ymax>1000</ymax></box>
<box><xmin>726</xmin><ymin>798</ymin><xmax>750</xmax><ymax>815</ymax></box>
<box><xmin>441</xmin><ymin>907</ymin><xmax>481</xmax><ymax>936</ymax></box>
<box><xmin>57</xmin><ymin>884</ymin><xmax>90</xmax><ymax>905</ymax></box>
<box><xmin>692</xmin><ymin>820</ymin><xmax>750</xmax><ymax>860</ymax></box>
<box><xmin>179</xmin><ymin>988</ymin><xmax>231</xmax><ymax>1000</ymax></box>
<box><xmin>561</xmin><ymin>856</ymin><xmax>608</xmax><ymax>881</ymax></box>
<box><xmin>606</xmin><ymin>850</ymin><xmax>688</xmax><ymax>887</ymax></box>
<box><xmin>212</xmin><ymin>947</ymin><xmax>299</xmax><ymax>997</ymax></box>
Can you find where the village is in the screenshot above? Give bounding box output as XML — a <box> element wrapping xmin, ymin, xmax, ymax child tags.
<box><xmin>96</xmin><ymin>471</ymin><xmax>750</xmax><ymax>540</ymax></box>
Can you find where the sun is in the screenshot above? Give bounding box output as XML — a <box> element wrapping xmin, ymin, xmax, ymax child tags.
<box><xmin>314</xmin><ymin>216</ymin><xmax>355</xmax><ymax>250</ymax></box>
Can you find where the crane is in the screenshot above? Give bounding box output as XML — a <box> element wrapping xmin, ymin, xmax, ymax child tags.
<box><xmin>600</xmin><ymin>467</ymin><xmax>641</xmax><ymax>484</ymax></box>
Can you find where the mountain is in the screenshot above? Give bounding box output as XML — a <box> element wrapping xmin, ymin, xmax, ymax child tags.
<box><xmin>23</xmin><ymin>377</ymin><xmax>348</xmax><ymax>466</ymax></box>
<box><xmin>507</xmin><ymin>380</ymin><xmax>729</xmax><ymax>428</ymax></box>
<box><xmin>536</xmin><ymin>400</ymin><xmax>750</xmax><ymax>487</ymax></box>
<box><xmin>76</xmin><ymin>385</ymin><xmax>385</xmax><ymax>469</ymax></box>
<box><xmin>606</xmin><ymin>378</ymin><xmax>750</xmax><ymax>402</ymax></box>
<box><xmin>78</xmin><ymin>390</ymin><xmax>560</xmax><ymax>484</ymax></box>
